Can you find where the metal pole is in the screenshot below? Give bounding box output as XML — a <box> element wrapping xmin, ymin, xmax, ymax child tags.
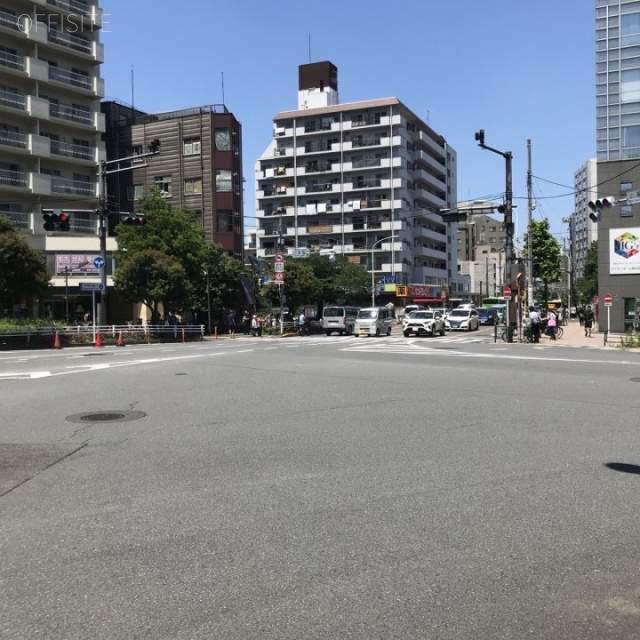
<box><xmin>527</xmin><ymin>139</ymin><xmax>534</xmax><ymax>309</ymax></box>
<box><xmin>98</xmin><ymin>159</ymin><xmax>108</xmax><ymax>326</ymax></box>
<box><xmin>205</xmin><ymin>270</ymin><xmax>212</xmax><ymax>335</ymax></box>
<box><xmin>64</xmin><ymin>267</ymin><xmax>69</xmax><ymax>323</ymax></box>
<box><xmin>371</xmin><ymin>245</ymin><xmax>375</xmax><ymax>307</ymax></box>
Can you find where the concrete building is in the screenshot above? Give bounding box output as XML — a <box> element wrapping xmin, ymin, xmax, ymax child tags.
<box><xmin>572</xmin><ymin>159</ymin><xmax>598</xmax><ymax>279</ymax></box>
<box><xmin>254</xmin><ymin>61</ymin><xmax>461</xmax><ymax>303</ymax></box>
<box><xmin>592</xmin><ymin>1</ymin><xmax>640</xmax><ymax>331</ymax></box>
<box><xmin>0</xmin><ymin>0</ymin><xmax>106</xmax><ymax>319</ymax></box>
<box><xmin>102</xmin><ymin>102</ymin><xmax>244</xmax><ymax>259</ymax></box>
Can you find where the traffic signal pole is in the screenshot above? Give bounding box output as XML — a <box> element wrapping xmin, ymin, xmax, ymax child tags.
<box><xmin>96</xmin><ymin>141</ymin><xmax>160</xmax><ymax>326</ymax></box>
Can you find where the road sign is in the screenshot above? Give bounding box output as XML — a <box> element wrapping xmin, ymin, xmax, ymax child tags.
<box><xmin>261</xmin><ymin>275</ymin><xmax>270</xmax><ymax>283</ymax></box>
<box><xmin>274</xmin><ymin>272</ymin><xmax>284</xmax><ymax>282</ymax></box>
<box><xmin>604</xmin><ymin>293</ymin><xmax>612</xmax><ymax>306</ymax></box>
<box><xmin>378</xmin><ymin>275</ymin><xmax>397</xmax><ymax>284</ymax></box>
<box><xmin>274</xmin><ymin>253</ymin><xmax>284</xmax><ymax>263</ymax></box>
<box><xmin>503</xmin><ymin>286</ymin><xmax>511</xmax><ymax>299</ymax></box>
<box><xmin>80</xmin><ymin>282</ymin><xmax>105</xmax><ymax>292</ymax></box>
<box><xmin>274</xmin><ymin>262</ymin><xmax>284</xmax><ymax>273</ymax></box>
<box><xmin>93</xmin><ymin>256</ymin><xmax>105</xmax><ymax>269</ymax></box>
<box><xmin>626</xmin><ymin>189</ymin><xmax>640</xmax><ymax>204</ymax></box>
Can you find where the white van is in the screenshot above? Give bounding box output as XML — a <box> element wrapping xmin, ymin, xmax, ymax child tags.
<box><xmin>355</xmin><ymin>307</ymin><xmax>393</xmax><ymax>337</ymax></box>
<box><xmin>322</xmin><ymin>306</ymin><xmax>360</xmax><ymax>335</ymax></box>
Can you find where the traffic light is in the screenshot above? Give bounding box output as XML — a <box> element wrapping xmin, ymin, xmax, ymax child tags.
<box><xmin>121</xmin><ymin>215</ymin><xmax>146</xmax><ymax>226</ymax></box>
<box><xmin>475</xmin><ymin>129</ymin><xmax>485</xmax><ymax>145</ymax></box>
<box><xmin>42</xmin><ymin>210</ymin><xmax>71</xmax><ymax>231</ymax></box>
<box><xmin>587</xmin><ymin>196</ymin><xmax>616</xmax><ymax>222</ymax></box>
<box><xmin>58</xmin><ymin>212</ymin><xmax>70</xmax><ymax>231</ymax></box>
<box><xmin>497</xmin><ymin>204</ymin><xmax>506</xmax><ymax>214</ymax></box>
<box><xmin>533</xmin><ymin>262</ymin><xmax>541</xmax><ymax>278</ymax></box>
<box><xmin>43</xmin><ymin>211</ymin><xmax>58</xmax><ymax>231</ymax></box>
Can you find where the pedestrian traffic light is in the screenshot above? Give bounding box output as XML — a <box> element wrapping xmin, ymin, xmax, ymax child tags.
<box><xmin>533</xmin><ymin>262</ymin><xmax>540</xmax><ymax>278</ymax></box>
<box><xmin>587</xmin><ymin>196</ymin><xmax>616</xmax><ymax>222</ymax></box>
<box><xmin>497</xmin><ymin>204</ymin><xmax>506</xmax><ymax>214</ymax></box>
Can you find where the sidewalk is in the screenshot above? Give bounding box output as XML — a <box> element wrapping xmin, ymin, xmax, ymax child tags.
<box><xmin>548</xmin><ymin>319</ymin><xmax>606</xmax><ymax>348</ymax></box>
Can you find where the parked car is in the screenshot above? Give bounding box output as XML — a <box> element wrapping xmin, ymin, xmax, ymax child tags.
<box><xmin>403</xmin><ymin>310</ymin><xmax>446</xmax><ymax>337</ymax></box>
<box><xmin>477</xmin><ymin>307</ymin><xmax>499</xmax><ymax>326</ymax></box>
<box><xmin>447</xmin><ymin>308</ymin><xmax>480</xmax><ymax>331</ymax></box>
<box><xmin>322</xmin><ymin>306</ymin><xmax>359</xmax><ymax>336</ymax></box>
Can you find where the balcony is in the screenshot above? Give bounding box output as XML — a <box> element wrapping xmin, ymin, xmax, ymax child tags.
<box><xmin>0</xmin><ymin>49</ymin><xmax>25</xmax><ymax>72</ymax></box>
<box><xmin>49</xmin><ymin>101</ymin><xmax>91</xmax><ymax>125</ymax></box>
<box><xmin>50</xmin><ymin>139</ymin><xmax>94</xmax><ymax>161</ymax></box>
<box><xmin>0</xmin><ymin>88</ymin><xmax>25</xmax><ymax>111</ymax></box>
<box><xmin>0</xmin><ymin>130</ymin><xmax>27</xmax><ymax>150</ymax></box>
<box><xmin>0</xmin><ymin>169</ymin><xmax>28</xmax><ymax>189</ymax></box>
<box><xmin>41</xmin><ymin>0</ymin><xmax>104</xmax><ymax>29</ymax></box>
<box><xmin>0</xmin><ymin>8</ymin><xmax>20</xmax><ymax>31</ymax></box>
<box><xmin>51</xmin><ymin>176</ymin><xmax>95</xmax><ymax>197</ymax></box>
<box><xmin>48</xmin><ymin>67</ymin><xmax>104</xmax><ymax>96</ymax></box>
<box><xmin>0</xmin><ymin>208</ymin><xmax>29</xmax><ymax>229</ymax></box>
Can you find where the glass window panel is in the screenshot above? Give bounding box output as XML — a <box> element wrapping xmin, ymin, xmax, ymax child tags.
<box><xmin>621</xmin><ymin>204</ymin><xmax>634</xmax><ymax>217</ymax></box>
<box><xmin>215</xmin><ymin>168</ymin><xmax>232</xmax><ymax>191</ymax></box>
<box><xmin>621</xmin><ymin>68</ymin><xmax>640</xmax><ymax>102</ymax></box>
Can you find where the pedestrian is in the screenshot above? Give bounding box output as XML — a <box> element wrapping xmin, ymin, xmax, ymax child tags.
<box><xmin>584</xmin><ymin>305</ymin><xmax>594</xmax><ymax>337</ymax></box>
<box><xmin>577</xmin><ymin>306</ymin><xmax>585</xmax><ymax>326</ymax></box>
<box><xmin>561</xmin><ymin>304</ymin><xmax>568</xmax><ymax>325</ymax></box>
<box><xmin>528</xmin><ymin>306</ymin><xmax>541</xmax><ymax>343</ymax></box>
<box><xmin>547</xmin><ymin>308</ymin><xmax>557</xmax><ymax>340</ymax></box>
<box><xmin>256</xmin><ymin>314</ymin><xmax>264</xmax><ymax>337</ymax></box>
<box><xmin>227</xmin><ymin>310</ymin><xmax>236</xmax><ymax>338</ymax></box>
<box><xmin>251</xmin><ymin>315</ymin><xmax>258</xmax><ymax>336</ymax></box>
<box><xmin>298</xmin><ymin>311</ymin><xmax>308</xmax><ymax>335</ymax></box>
<box><xmin>242</xmin><ymin>311</ymin><xmax>251</xmax><ymax>335</ymax></box>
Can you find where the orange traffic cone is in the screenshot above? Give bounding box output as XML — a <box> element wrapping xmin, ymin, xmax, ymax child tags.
<box><xmin>53</xmin><ymin>331</ymin><xmax>62</xmax><ymax>349</ymax></box>
<box><xmin>116</xmin><ymin>331</ymin><xmax>125</xmax><ymax>347</ymax></box>
<box><xmin>95</xmin><ymin>331</ymin><xmax>104</xmax><ymax>348</ymax></box>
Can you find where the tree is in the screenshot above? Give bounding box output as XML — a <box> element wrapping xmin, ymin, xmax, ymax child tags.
<box><xmin>279</xmin><ymin>257</ymin><xmax>318</xmax><ymax>313</ymax></box>
<box><xmin>306</xmin><ymin>253</ymin><xmax>370</xmax><ymax>308</ymax></box>
<box><xmin>575</xmin><ymin>241</ymin><xmax>598</xmax><ymax>305</ymax></box>
<box><xmin>114</xmin><ymin>191</ymin><xmax>249</xmax><ymax>321</ymax></box>
<box><xmin>522</xmin><ymin>219</ymin><xmax>562</xmax><ymax>306</ymax></box>
<box><xmin>0</xmin><ymin>216</ymin><xmax>50</xmax><ymax>312</ymax></box>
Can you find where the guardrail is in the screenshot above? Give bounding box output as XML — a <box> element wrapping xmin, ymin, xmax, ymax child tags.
<box><xmin>0</xmin><ymin>324</ymin><xmax>206</xmax><ymax>349</ymax></box>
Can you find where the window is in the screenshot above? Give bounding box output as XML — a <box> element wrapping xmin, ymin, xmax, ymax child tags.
<box><xmin>215</xmin><ymin>169</ymin><xmax>231</xmax><ymax>192</ymax></box>
<box><xmin>154</xmin><ymin>175</ymin><xmax>172</xmax><ymax>196</ymax></box>
<box><xmin>621</xmin><ymin>204</ymin><xmax>633</xmax><ymax>217</ymax></box>
<box><xmin>214</xmin><ymin>128</ymin><xmax>231</xmax><ymax>151</ymax></box>
<box><xmin>184</xmin><ymin>177</ymin><xmax>202</xmax><ymax>195</ymax></box>
<box><xmin>621</xmin><ymin>182</ymin><xmax>633</xmax><ymax>192</ymax></box>
<box><xmin>621</xmin><ymin>68</ymin><xmax>640</xmax><ymax>103</ymax></box>
<box><xmin>183</xmin><ymin>137</ymin><xmax>201</xmax><ymax>155</ymax></box>
<box><xmin>217</xmin><ymin>210</ymin><xmax>233</xmax><ymax>232</ymax></box>
<box><xmin>621</xmin><ymin>13</ymin><xmax>640</xmax><ymax>47</ymax></box>
<box><xmin>127</xmin><ymin>184</ymin><xmax>144</xmax><ymax>201</ymax></box>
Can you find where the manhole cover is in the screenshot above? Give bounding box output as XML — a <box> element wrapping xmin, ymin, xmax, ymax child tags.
<box><xmin>81</xmin><ymin>412</ymin><xmax>125</xmax><ymax>421</ymax></box>
<box><xmin>66</xmin><ymin>410</ymin><xmax>146</xmax><ymax>424</ymax></box>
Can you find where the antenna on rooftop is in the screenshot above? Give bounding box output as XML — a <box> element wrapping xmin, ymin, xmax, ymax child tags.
<box><xmin>308</xmin><ymin>33</ymin><xmax>311</xmax><ymax>63</ymax></box>
<box><xmin>131</xmin><ymin>65</ymin><xmax>135</xmax><ymax>123</ymax></box>
<box><xmin>221</xmin><ymin>72</ymin><xmax>225</xmax><ymax>105</ymax></box>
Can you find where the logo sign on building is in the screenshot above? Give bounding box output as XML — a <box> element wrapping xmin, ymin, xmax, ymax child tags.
<box><xmin>610</xmin><ymin>228</ymin><xmax>640</xmax><ymax>274</ymax></box>
<box><xmin>56</xmin><ymin>254</ymin><xmax>100</xmax><ymax>274</ymax></box>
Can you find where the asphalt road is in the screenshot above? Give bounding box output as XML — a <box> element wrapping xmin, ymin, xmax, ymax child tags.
<box><xmin>1</xmin><ymin>334</ymin><xmax>640</xmax><ymax>639</ymax></box>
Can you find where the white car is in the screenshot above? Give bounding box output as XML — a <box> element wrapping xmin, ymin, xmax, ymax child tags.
<box><xmin>447</xmin><ymin>308</ymin><xmax>480</xmax><ymax>331</ymax></box>
<box><xmin>430</xmin><ymin>308</ymin><xmax>451</xmax><ymax>330</ymax></box>
<box><xmin>403</xmin><ymin>310</ymin><xmax>446</xmax><ymax>337</ymax></box>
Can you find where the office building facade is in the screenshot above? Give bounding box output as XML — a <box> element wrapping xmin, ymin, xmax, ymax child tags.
<box><xmin>254</xmin><ymin>62</ymin><xmax>460</xmax><ymax>299</ymax></box>
<box><xmin>593</xmin><ymin>1</ymin><xmax>640</xmax><ymax>331</ymax></box>
<box><xmin>0</xmin><ymin>0</ymin><xmax>106</xmax><ymax>319</ymax></box>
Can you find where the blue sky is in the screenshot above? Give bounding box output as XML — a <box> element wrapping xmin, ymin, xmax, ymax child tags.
<box><xmin>100</xmin><ymin>0</ymin><xmax>594</xmax><ymax>246</ymax></box>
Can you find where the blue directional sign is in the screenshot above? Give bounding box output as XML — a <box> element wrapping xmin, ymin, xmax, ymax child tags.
<box><xmin>378</xmin><ymin>275</ymin><xmax>397</xmax><ymax>284</ymax></box>
<box><xmin>80</xmin><ymin>282</ymin><xmax>105</xmax><ymax>292</ymax></box>
<box><xmin>93</xmin><ymin>256</ymin><xmax>105</xmax><ymax>269</ymax></box>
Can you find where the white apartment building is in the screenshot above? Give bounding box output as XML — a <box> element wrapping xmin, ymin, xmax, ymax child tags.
<box><xmin>254</xmin><ymin>62</ymin><xmax>459</xmax><ymax>294</ymax></box>
<box><xmin>0</xmin><ymin>0</ymin><xmax>106</xmax><ymax>319</ymax></box>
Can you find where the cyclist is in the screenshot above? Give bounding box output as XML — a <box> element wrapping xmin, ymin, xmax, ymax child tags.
<box><xmin>298</xmin><ymin>311</ymin><xmax>309</xmax><ymax>336</ymax></box>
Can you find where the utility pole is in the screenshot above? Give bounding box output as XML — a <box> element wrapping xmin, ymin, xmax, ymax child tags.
<box><xmin>475</xmin><ymin>130</ymin><xmax>516</xmax><ymax>337</ymax></box>
<box><xmin>527</xmin><ymin>139</ymin><xmax>534</xmax><ymax>309</ymax></box>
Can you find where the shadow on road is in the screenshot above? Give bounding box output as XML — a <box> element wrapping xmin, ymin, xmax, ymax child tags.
<box><xmin>604</xmin><ymin>462</ymin><xmax>640</xmax><ymax>475</ymax></box>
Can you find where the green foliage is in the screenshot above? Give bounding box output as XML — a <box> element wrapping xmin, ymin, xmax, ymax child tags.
<box><xmin>0</xmin><ymin>216</ymin><xmax>50</xmax><ymax>307</ymax></box>
<box><xmin>113</xmin><ymin>249</ymin><xmax>189</xmax><ymax>322</ymax></box>
<box><xmin>620</xmin><ymin>331</ymin><xmax>640</xmax><ymax>348</ymax></box>
<box><xmin>114</xmin><ymin>191</ymin><xmax>249</xmax><ymax>320</ymax></box>
<box><xmin>522</xmin><ymin>219</ymin><xmax>562</xmax><ymax>306</ymax></box>
<box><xmin>280</xmin><ymin>257</ymin><xmax>318</xmax><ymax>313</ymax></box>
<box><xmin>575</xmin><ymin>241</ymin><xmax>598</xmax><ymax>305</ymax></box>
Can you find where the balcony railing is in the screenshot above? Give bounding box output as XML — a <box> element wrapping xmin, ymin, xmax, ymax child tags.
<box><xmin>0</xmin><ymin>88</ymin><xmax>25</xmax><ymax>110</ymax></box>
<box><xmin>49</xmin><ymin>102</ymin><xmax>92</xmax><ymax>124</ymax></box>
<box><xmin>0</xmin><ymin>50</ymin><xmax>25</xmax><ymax>71</ymax></box>
<box><xmin>0</xmin><ymin>209</ymin><xmax>28</xmax><ymax>229</ymax></box>
<box><xmin>0</xmin><ymin>9</ymin><xmax>20</xmax><ymax>30</ymax></box>
<box><xmin>0</xmin><ymin>130</ymin><xmax>27</xmax><ymax>149</ymax></box>
<box><xmin>46</xmin><ymin>0</ymin><xmax>91</xmax><ymax>17</ymax></box>
<box><xmin>51</xmin><ymin>176</ymin><xmax>94</xmax><ymax>196</ymax></box>
<box><xmin>352</xmin><ymin>158</ymin><xmax>381</xmax><ymax>169</ymax></box>
<box><xmin>49</xmin><ymin>29</ymin><xmax>92</xmax><ymax>54</ymax></box>
<box><xmin>0</xmin><ymin>169</ymin><xmax>28</xmax><ymax>187</ymax></box>
<box><xmin>352</xmin><ymin>136</ymin><xmax>381</xmax><ymax>148</ymax></box>
<box><xmin>48</xmin><ymin>66</ymin><xmax>91</xmax><ymax>89</ymax></box>
<box><xmin>50</xmin><ymin>140</ymin><xmax>92</xmax><ymax>160</ymax></box>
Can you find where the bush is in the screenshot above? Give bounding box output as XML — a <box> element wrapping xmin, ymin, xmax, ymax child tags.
<box><xmin>620</xmin><ymin>330</ymin><xmax>640</xmax><ymax>348</ymax></box>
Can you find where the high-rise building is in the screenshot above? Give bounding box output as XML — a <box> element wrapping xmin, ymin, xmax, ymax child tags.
<box><xmin>591</xmin><ymin>1</ymin><xmax>640</xmax><ymax>331</ymax></box>
<box><xmin>102</xmin><ymin>102</ymin><xmax>244</xmax><ymax>259</ymax></box>
<box><xmin>0</xmin><ymin>0</ymin><xmax>106</xmax><ymax>319</ymax></box>
<box><xmin>572</xmin><ymin>159</ymin><xmax>598</xmax><ymax>279</ymax></box>
<box><xmin>254</xmin><ymin>62</ymin><xmax>460</xmax><ymax>301</ymax></box>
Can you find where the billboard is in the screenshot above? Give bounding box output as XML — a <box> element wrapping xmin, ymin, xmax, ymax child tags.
<box><xmin>610</xmin><ymin>227</ymin><xmax>640</xmax><ymax>275</ymax></box>
<box><xmin>56</xmin><ymin>254</ymin><xmax>100</xmax><ymax>274</ymax></box>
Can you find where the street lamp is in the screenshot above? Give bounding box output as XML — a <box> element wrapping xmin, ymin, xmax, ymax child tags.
<box><xmin>370</xmin><ymin>235</ymin><xmax>398</xmax><ymax>307</ymax></box>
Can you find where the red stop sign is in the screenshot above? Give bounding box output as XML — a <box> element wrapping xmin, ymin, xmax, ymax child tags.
<box><xmin>503</xmin><ymin>286</ymin><xmax>511</xmax><ymax>298</ymax></box>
